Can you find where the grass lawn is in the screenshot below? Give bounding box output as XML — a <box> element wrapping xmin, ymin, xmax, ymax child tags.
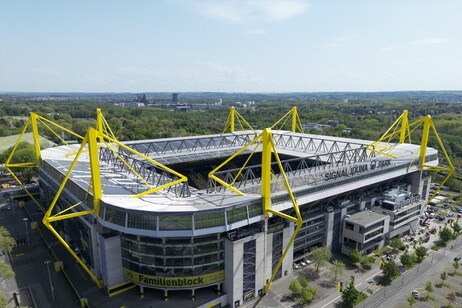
<box><xmin>0</xmin><ymin>133</ymin><xmax>56</xmax><ymax>154</ymax></box>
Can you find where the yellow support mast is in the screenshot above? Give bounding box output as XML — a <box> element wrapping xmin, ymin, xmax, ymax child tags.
<box><xmin>209</xmin><ymin>127</ymin><xmax>302</xmax><ymax>294</ymax></box>
<box><xmin>367</xmin><ymin>110</ymin><xmax>455</xmax><ymax>207</ymax></box>
<box><xmin>222</xmin><ymin>107</ymin><xmax>256</xmax><ymax>133</ymax></box>
<box><xmin>271</xmin><ymin>107</ymin><xmax>304</xmax><ymax>133</ymax></box>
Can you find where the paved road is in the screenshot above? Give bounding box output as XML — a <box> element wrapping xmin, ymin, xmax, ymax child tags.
<box><xmin>362</xmin><ymin>245</ymin><xmax>460</xmax><ymax>308</ymax></box>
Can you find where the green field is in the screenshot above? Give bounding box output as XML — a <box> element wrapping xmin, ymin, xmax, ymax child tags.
<box><xmin>0</xmin><ymin>133</ymin><xmax>56</xmax><ymax>154</ymax></box>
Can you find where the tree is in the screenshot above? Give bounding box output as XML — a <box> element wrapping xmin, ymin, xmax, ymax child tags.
<box><xmin>299</xmin><ymin>277</ymin><xmax>309</xmax><ymax>288</ymax></box>
<box><xmin>341</xmin><ymin>281</ymin><xmax>361</xmax><ymax>308</ymax></box>
<box><xmin>308</xmin><ymin>286</ymin><xmax>318</xmax><ymax>296</ymax></box>
<box><xmin>289</xmin><ymin>280</ymin><xmax>302</xmax><ymax>295</ymax></box>
<box><xmin>360</xmin><ymin>255</ymin><xmax>375</xmax><ymax>268</ymax></box>
<box><xmin>389</xmin><ymin>237</ymin><xmax>405</xmax><ymax>252</ymax></box>
<box><xmin>0</xmin><ymin>141</ymin><xmax>37</xmax><ymax>181</ymax></box>
<box><xmin>400</xmin><ymin>253</ymin><xmax>414</xmax><ymax>269</ymax></box>
<box><xmin>440</xmin><ymin>227</ymin><xmax>453</xmax><ymax>243</ymax></box>
<box><xmin>311</xmin><ymin>246</ymin><xmax>332</xmax><ymax>272</ymax></box>
<box><xmin>300</xmin><ymin>289</ymin><xmax>313</xmax><ymax>304</ymax></box>
<box><xmin>350</xmin><ymin>249</ymin><xmax>362</xmax><ymax>266</ymax></box>
<box><xmin>329</xmin><ymin>261</ymin><xmax>346</xmax><ymax>281</ymax></box>
<box><xmin>0</xmin><ymin>261</ymin><xmax>15</xmax><ymax>282</ymax></box>
<box><xmin>425</xmin><ymin>281</ymin><xmax>434</xmax><ymax>299</ymax></box>
<box><xmin>382</xmin><ymin>260</ymin><xmax>399</xmax><ymax>285</ymax></box>
<box><xmin>453</xmin><ymin>260</ymin><xmax>460</xmax><ymax>274</ymax></box>
<box><xmin>414</xmin><ymin>246</ymin><xmax>428</xmax><ymax>262</ymax></box>
<box><xmin>0</xmin><ymin>227</ymin><xmax>15</xmax><ymax>253</ymax></box>
<box><xmin>440</xmin><ymin>271</ymin><xmax>448</xmax><ymax>286</ymax></box>
<box><xmin>452</xmin><ymin>223</ymin><xmax>461</xmax><ymax>235</ymax></box>
<box><xmin>407</xmin><ymin>295</ymin><xmax>417</xmax><ymax>307</ymax></box>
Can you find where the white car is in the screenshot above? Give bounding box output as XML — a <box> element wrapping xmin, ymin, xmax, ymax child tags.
<box><xmin>412</xmin><ymin>290</ymin><xmax>420</xmax><ymax>299</ymax></box>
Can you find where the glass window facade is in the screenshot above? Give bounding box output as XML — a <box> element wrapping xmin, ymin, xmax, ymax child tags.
<box><xmin>121</xmin><ymin>234</ymin><xmax>224</xmax><ymax>278</ymax></box>
<box><xmin>227</xmin><ymin>207</ymin><xmax>248</xmax><ymax>224</ymax></box>
<box><xmin>159</xmin><ymin>216</ymin><xmax>192</xmax><ymax>230</ymax></box>
<box><xmin>127</xmin><ymin>213</ymin><xmax>156</xmax><ymax>230</ymax></box>
<box><xmin>194</xmin><ymin>212</ymin><xmax>225</xmax><ymax>229</ymax></box>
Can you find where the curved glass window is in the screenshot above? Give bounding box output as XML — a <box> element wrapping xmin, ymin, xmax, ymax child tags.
<box><xmin>121</xmin><ymin>234</ymin><xmax>224</xmax><ymax>279</ymax></box>
<box><xmin>194</xmin><ymin>212</ymin><xmax>225</xmax><ymax>229</ymax></box>
<box><xmin>159</xmin><ymin>215</ymin><xmax>192</xmax><ymax>230</ymax></box>
<box><xmin>227</xmin><ymin>206</ymin><xmax>248</xmax><ymax>224</ymax></box>
<box><xmin>127</xmin><ymin>213</ymin><xmax>156</xmax><ymax>230</ymax></box>
<box><xmin>104</xmin><ymin>207</ymin><xmax>126</xmax><ymax>226</ymax></box>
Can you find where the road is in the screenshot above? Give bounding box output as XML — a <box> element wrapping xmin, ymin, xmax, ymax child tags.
<box><xmin>362</xmin><ymin>245</ymin><xmax>459</xmax><ymax>308</ymax></box>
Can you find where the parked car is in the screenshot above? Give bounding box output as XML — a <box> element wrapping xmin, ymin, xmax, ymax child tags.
<box><xmin>454</xmin><ymin>256</ymin><xmax>461</xmax><ymax>262</ymax></box>
<box><xmin>412</xmin><ymin>290</ymin><xmax>420</xmax><ymax>299</ymax></box>
<box><xmin>433</xmin><ymin>207</ymin><xmax>440</xmax><ymax>211</ymax></box>
<box><xmin>438</xmin><ymin>216</ymin><xmax>446</xmax><ymax>221</ymax></box>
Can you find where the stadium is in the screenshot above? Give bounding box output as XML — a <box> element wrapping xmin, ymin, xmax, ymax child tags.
<box><xmin>6</xmin><ymin>108</ymin><xmax>453</xmax><ymax>307</ymax></box>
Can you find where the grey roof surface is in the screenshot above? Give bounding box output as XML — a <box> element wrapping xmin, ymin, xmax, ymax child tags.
<box><xmin>346</xmin><ymin>211</ymin><xmax>388</xmax><ymax>226</ymax></box>
<box><xmin>40</xmin><ymin>130</ymin><xmax>437</xmax><ymax>214</ymax></box>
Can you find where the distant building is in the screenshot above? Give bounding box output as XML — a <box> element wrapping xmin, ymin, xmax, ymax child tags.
<box><xmin>172</xmin><ymin>93</ymin><xmax>179</xmax><ymax>104</ymax></box>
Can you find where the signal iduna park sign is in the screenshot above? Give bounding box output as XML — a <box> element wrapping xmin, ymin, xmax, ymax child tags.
<box><xmin>323</xmin><ymin>159</ymin><xmax>391</xmax><ymax>181</ymax></box>
<box><xmin>123</xmin><ymin>268</ymin><xmax>225</xmax><ymax>288</ymax></box>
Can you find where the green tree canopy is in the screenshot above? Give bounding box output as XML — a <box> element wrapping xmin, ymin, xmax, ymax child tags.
<box><xmin>0</xmin><ymin>227</ymin><xmax>15</xmax><ymax>253</ymax></box>
<box><xmin>311</xmin><ymin>246</ymin><xmax>332</xmax><ymax>272</ymax></box>
<box><xmin>289</xmin><ymin>280</ymin><xmax>301</xmax><ymax>295</ymax></box>
<box><xmin>440</xmin><ymin>227</ymin><xmax>453</xmax><ymax>243</ymax></box>
<box><xmin>414</xmin><ymin>246</ymin><xmax>428</xmax><ymax>262</ymax></box>
<box><xmin>425</xmin><ymin>281</ymin><xmax>433</xmax><ymax>298</ymax></box>
<box><xmin>407</xmin><ymin>295</ymin><xmax>417</xmax><ymax>307</ymax></box>
<box><xmin>329</xmin><ymin>261</ymin><xmax>346</xmax><ymax>281</ymax></box>
<box><xmin>382</xmin><ymin>260</ymin><xmax>399</xmax><ymax>285</ymax></box>
<box><xmin>349</xmin><ymin>249</ymin><xmax>362</xmax><ymax>266</ymax></box>
<box><xmin>341</xmin><ymin>281</ymin><xmax>361</xmax><ymax>308</ymax></box>
<box><xmin>400</xmin><ymin>253</ymin><xmax>414</xmax><ymax>269</ymax></box>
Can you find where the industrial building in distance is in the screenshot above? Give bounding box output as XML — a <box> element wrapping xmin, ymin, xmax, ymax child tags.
<box><xmin>25</xmin><ymin>108</ymin><xmax>446</xmax><ymax>308</ymax></box>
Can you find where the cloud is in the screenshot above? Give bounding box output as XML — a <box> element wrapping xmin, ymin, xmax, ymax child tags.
<box><xmin>381</xmin><ymin>37</ymin><xmax>449</xmax><ymax>52</ymax></box>
<box><xmin>409</xmin><ymin>38</ymin><xmax>449</xmax><ymax>46</ymax></box>
<box><xmin>245</xmin><ymin>29</ymin><xmax>266</xmax><ymax>35</ymax></box>
<box><xmin>326</xmin><ymin>35</ymin><xmax>357</xmax><ymax>48</ymax></box>
<box><xmin>180</xmin><ymin>0</ymin><xmax>310</xmax><ymax>24</ymax></box>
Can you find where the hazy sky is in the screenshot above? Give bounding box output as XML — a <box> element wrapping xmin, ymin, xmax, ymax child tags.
<box><xmin>1</xmin><ymin>0</ymin><xmax>461</xmax><ymax>92</ymax></box>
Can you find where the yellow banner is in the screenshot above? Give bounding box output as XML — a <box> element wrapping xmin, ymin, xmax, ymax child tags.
<box><xmin>123</xmin><ymin>268</ymin><xmax>224</xmax><ymax>288</ymax></box>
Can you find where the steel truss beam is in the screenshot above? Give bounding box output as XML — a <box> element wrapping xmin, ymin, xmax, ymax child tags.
<box><xmin>209</xmin><ymin>128</ymin><xmax>302</xmax><ymax>294</ymax></box>
<box><xmin>7</xmin><ymin>110</ymin><xmax>188</xmax><ymax>290</ymax></box>
<box><xmin>207</xmin><ymin>146</ymin><xmax>376</xmax><ymax>193</ymax></box>
<box><xmin>121</xmin><ymin>133</ymin><xmax>256</xmax><ymax>158</ymax></box>
<box><xmin>366</xmin><ymin>110</ymin><xmax>455</xmax><ymax>207</ymax></box>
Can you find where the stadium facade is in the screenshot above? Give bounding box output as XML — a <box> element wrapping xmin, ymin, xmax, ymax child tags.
<box><xmin>15</xmin><ymin>109</ymin><xmax>450</xmax><ymax>307</ymax></box>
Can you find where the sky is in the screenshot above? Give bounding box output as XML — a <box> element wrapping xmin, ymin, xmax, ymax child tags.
<box><xmin>1</xmin><ymin>0</ymin><xmax>461</xmax><ymax>93</ymax></box>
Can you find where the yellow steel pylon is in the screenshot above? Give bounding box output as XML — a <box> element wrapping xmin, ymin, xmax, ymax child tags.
<box><xmin>222</xmin><ymin>107</ymin><xmax>255</xmax><ymax>133</ymax></box>
<box><xmin>209</xmin><ymin>128</ymin><xmax>302</xmax><ymax>294</ymax></box>
<box><xmin>5</xmin><ymin>113</ymin><xmax>84</xmax><ymax>210</ymax></box>
<box><xmin>366</xmin><ymin>110</ymin><xmax>455</xmax><ymax>206</ymax></box>
<box><xmin>7</xmin><ymin>109</ymin><xmax>188</xmax><ymax>289</ymax></box>
<box><xmin>271</xmin><ymin>107</ymin><xmax>304</xmax><ymax>133</ymax></box>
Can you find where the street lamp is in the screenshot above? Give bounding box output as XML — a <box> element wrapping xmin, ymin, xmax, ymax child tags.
<box><xmin>44</xmin><ymin>260</ymin><xmax>55</xmax><ymax>301</ymax></box>
<box><xmin>23</xmin><ymin>218</ymin><xmax>29</xmax><ymax>246</ymax></box>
